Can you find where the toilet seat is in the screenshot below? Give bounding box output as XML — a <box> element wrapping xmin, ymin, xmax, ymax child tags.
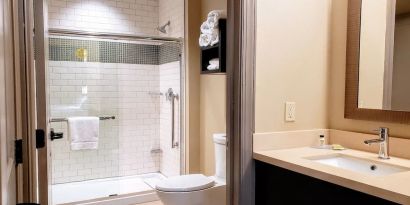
<box><xmin>156</xmin><ymin>174</ymin><xmax>215</xmax><ymax>192</ymax></box>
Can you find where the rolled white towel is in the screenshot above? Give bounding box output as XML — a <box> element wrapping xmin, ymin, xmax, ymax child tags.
<box><xmin>199</xmin><ymin>31</ymin><xmax>219</xmax><ymax>47</ymax></box>
<box><xmin>206</xmin><ymin>10</ymin><xmax>227</xmax><ymax>29</ymax></box>
<box><xmin>199</xmin><ymin>33</ymin><xmax>211</xmax><ymax>47</ymax></box>
<box><xmin>209</xmin><ymin>58</ymin><xmax>219</xmax><ymax>66</ymax></box>
<box><xmin>201</xmin><ymin>22</ymin><xmax>213</xmax><ymax>34</ymax></box>
<box><xmin>207</xmin><ymin>64</ymin><xmax>219</xmax><ymax>70</ymax></box>
<box><xmin>208</xmin><ymin>10</ymin><xmax>227</xmax><ymax>19</ymax></box>
<box><xmin>209</xmin><ymin>30</ymin><xmax>219</xmax><ymax>46</ymax></box>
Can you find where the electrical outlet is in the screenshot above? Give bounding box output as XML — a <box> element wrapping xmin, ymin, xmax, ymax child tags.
<box><xmin>285</xmin><ymin>102</ymin><xmax>296</xmax><ymax>122</ymax></box>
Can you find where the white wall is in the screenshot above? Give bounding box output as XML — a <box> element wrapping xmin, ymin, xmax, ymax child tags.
<box><xmin>159</xmin><ymin>0</ymin><xmax>184</xmax><ymax>38</ymax></box>
<box><xmin>48</xmin><ymin>0</ymin><xmax>159</xmax><ymax>35</ymax></box>
<box><xmin>255</xmin><ymin>0</ymin><xmax>331</xmax><ymax>133</ymax></box>
<box><xmin>50</xmin><ymin>60</ymin><xmax>160</xmax><ymax>183</ymax></box>
<box><xmin>358</xmin><ymin>0</ymin><xmax>388</xmax><ymax>109</ymax></box>
<box><xmin>157</xmin><ymin>0</ymin><xmax>184</xmax><ymax>176</ymax></box>
<box><xmin>159</xmin><ymin>61</ymin><xmax>181</xmax><ymax>177</ymax></box>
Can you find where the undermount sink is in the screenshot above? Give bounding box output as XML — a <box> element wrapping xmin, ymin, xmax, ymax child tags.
<box><xmin>307</xmin><ymin>154</ymin><xmax>410</xmax><ymax>176</ymax></box>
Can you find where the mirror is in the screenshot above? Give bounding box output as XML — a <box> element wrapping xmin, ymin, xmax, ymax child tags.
<box><xmin>358</xmin><ymin>0</ymin><xmax>410</xmax><ymax>112</ymax></box>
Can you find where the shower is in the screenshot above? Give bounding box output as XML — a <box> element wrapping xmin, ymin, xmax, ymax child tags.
<box><xmin>158</xmin><ymin>21</ymin><xmax>171</xmax><ymax>34</ymax></box>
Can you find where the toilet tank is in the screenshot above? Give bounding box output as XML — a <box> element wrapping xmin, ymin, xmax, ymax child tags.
<box><xmin>213</xmin><ymin>133</ymin><xmax>226</xmax><ymax>181</ymax></box>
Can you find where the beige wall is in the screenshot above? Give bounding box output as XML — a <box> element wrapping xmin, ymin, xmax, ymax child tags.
<box><xmin>199</xmin><ymin>0</ymin><xmax>227</xmax><ymax>176</ymax></box>
<box><xmin>255</xmin><ymin>0</ymin><xmax>410</xmax><ymax>140</ymax></box>
<box><xmin>185</xmin><ymin>0</ymin><xmax>201</xmax><ymax>173</ymax></box>
<box><xmin>358</xmin><ymin>0</ymin><xmax>388</xmax><ymax>109</ymax></box>
<box><xmin>328</xmin><ymin>0</ymin><xmax>410</xmax><ymax>139</ymax></box>
<box><xmin>185</xmin><ymin>0</ymin><xmax>227</xmax><ymax>175</ymax></box>
<box><xmin>255</xmin><ymin>0</ymin><xmax>331</xmax><ymax>133</ymax></box>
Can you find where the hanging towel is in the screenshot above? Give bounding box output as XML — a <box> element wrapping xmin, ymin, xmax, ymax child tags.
<box><xmin>68</xmin><ymin>117</ymin><xmax>99</xmax><ymax>150</ymax></box>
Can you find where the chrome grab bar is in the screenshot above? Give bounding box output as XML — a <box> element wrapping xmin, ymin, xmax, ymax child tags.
<box><xmin>49</xmin><ymin>116</ymin><xmax>115</xmax><ymax>123</ymax></box>
<box><xmin>165</xmin><ymin>88</ymin><xmax>179</xmax><ymax>148</ymax></box>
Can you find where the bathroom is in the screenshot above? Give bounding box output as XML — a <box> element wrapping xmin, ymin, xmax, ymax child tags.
<box><xmin>2</xmin><ymin>0</ymin><xmax>410</xmax><ymax>205</ymax></box>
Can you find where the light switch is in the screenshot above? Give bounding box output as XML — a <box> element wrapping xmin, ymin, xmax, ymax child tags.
<box><xmin>285</xmin><ymin>102</ymin><xmax>296</xmax><ymax>122</ymax></box>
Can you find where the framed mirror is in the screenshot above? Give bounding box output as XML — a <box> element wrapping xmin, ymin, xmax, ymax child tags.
<box><xmin>345</xmin><ymin>0</ymin><xmax>410</xmax><ymax>123</ymax></box>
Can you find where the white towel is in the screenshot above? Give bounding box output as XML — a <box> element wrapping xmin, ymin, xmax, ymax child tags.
<box><xmin>207</xmin><ymin>64</ymin><xmax>219</xmax><ymax>70</ymax></box>
<box><xmin>199</xmin><ymin>31</ymin><xmax>219</xmax><ymax>47</ymax></box>
<box><xmin>209</xmin><ymin>30</ymin><xmax>219</xmax><ymax>46</ymax></box>
<box><xmin>199</xmin><ymin>33</ymin><xmax>211</xmax><ymax>47</ymax></box>
<box><xmin>206</xmin><ymin>10</ymin><xmax>226</xmax><ymax>28</ymax></box>
<box><xmin>68</xmin><ymin>117</ymin><xmax>99</xmax><ymax>150</ymax></box>
<box><xmin>209</xmin><ymin>58</ymin><xmax>219</xmax><ymax>66</ymax></box>
<box><xmin>199</xmin><ymin>10</ymin><xmax>226</xmax><ymax>47</ymax></box>
<box><xmin>200</xmin><ymin>22</ymin><xmax>213</xmax><ymax>34</ymax></box>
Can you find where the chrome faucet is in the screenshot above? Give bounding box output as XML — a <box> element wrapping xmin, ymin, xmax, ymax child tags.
<box><xmin>364</xmin><ymin>127</ymin><xmax>390</xmax><ymax>159</ymax></box>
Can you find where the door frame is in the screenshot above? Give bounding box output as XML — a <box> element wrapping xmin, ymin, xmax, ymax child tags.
<box><xmin>15</xmin><ymin>0</ymin><xmax>39</xmax><ymax>202</ymax></box>
<box><xmin>0</xmin><ymin>0</ymin><xmax>20</xmax><ymax>204</ymax></box>
<box><xmin>226</xmin><ymin>0</ymin><xmax>256</xmax><ymax>204</ymax></box>
<box><xmin>32</xmin><ymin>0</ymin><xmax>50</xmax><ymax>204</ymax></box>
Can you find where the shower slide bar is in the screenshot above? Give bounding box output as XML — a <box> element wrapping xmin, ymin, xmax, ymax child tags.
<box><xmin>49</xmin><ymin>116</ymin><xmax>116</xmax><ymax>123</ymax></box>
<box><xmin>48</xmin><ymin>28</ymin><xmax>183</xmax><ymax>43</ymax></box>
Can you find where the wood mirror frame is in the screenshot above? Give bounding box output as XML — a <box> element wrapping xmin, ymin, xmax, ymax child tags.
<box><xmin>345</xmin><ymin>0</ymin><xmax>410</xmax><ymax>124</ymax></box>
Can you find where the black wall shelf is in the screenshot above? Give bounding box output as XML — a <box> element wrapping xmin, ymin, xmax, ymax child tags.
<box><xmin>200</xmin><ymin>19</ymin><xmax>226</xmax><ymax>74</ymax></box>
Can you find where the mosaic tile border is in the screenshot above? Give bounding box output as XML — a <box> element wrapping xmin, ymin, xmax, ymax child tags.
<box><xmin>49</xmin><ymin>37</ymin><xmax>181</xmax><ymax>65</ymax></box>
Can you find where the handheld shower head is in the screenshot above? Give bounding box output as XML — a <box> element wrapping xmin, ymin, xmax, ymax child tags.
<box><xmin>157</xmin><ymin>21</ymin><xmax>171</xmax><ymax>34</ymax></box>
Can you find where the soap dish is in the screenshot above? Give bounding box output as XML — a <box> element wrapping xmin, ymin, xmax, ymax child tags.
<box><xmin>311</xmin><ymin>145</ymin><xmax>332</xmax><ymax>150</ymax></box>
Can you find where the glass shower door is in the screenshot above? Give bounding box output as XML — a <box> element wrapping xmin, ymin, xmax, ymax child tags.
<box><xmin>48</xmin><ymin>36</ymin><xmax>121</xmax><ymax>204</ymax></box>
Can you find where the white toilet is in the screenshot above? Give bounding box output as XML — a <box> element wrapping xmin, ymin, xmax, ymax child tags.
<box><xmin>156</xmin><ymin>133</ymin><xmax>227</xmax><ymax>205</ymax></box>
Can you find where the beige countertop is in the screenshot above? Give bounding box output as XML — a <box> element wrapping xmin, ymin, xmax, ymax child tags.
<box><xmin>254</xmin><ymin>147</ymin><xmax>410</xmax><ymax>204</ymax></box>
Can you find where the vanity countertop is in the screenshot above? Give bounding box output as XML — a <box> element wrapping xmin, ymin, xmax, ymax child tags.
<box><xmin>254</xmin><ymin>147</ymin><xmax>410</xmax><ymax>204</ymax></box>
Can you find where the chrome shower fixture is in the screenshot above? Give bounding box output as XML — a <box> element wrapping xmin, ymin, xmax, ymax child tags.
<box><xmin>157</xmin><ymin>21</ymin><xmax>171</xmax><ymax>34</ymax></box>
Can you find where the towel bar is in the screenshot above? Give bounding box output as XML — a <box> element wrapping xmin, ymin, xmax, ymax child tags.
<box><xmin>49</xmin><ymin>116</ymin><xmax>116</xmax><ymax>123</ymax></box>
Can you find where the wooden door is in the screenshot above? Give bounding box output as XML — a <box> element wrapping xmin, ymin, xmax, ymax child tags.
<box><xmin>0</xmin><ymin>0</ymin><xmax>18</xmax><ymax>204</ymax></box>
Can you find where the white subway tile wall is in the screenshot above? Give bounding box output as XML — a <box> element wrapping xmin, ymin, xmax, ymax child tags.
<box><xmin>49</xmin><ymin>0</ymin><xmax>159</xmax><ymax>35</ymax></box>
<box><xmin>50</xmin><ymin>61</ymin><xmax>161</xmax><ymax>184</ymax></box>
<box><xmin>158</xmin><ymin>0</ymin><xmax>184</xmax><ymax>38</ymax></box>
<box><xmin>49</xmin><ymin>0</ymin><xmax>185</xmax><ymax>184</ymax></box>
<box><xmin>159</xmin><ymin>61</ymin><xmax>181</xmax><ymax>177</ymax></box>
<box><xmin>158</xmin><ymin>0</ymin><xmax>184</xmax><ymax>176</ymax></box>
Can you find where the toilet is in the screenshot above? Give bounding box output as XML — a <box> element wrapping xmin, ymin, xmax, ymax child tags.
<box><xmin>156</xmin><ymin>133</ymin><xmax>227</xmax><ymax>205</ymax></box>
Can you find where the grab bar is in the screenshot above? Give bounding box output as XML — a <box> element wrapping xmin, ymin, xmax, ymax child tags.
<box><xmin>49</xmin><ymin>116</ymin><xmax>116</xmax><ymax>123</ymax></box>
<box><xmin>165</xmin><ymin>88</ymin><xmax>179</xmax><ymax>148</ymax></box>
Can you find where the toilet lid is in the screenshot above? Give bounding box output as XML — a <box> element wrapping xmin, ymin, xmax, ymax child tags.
<box><xmin>156</xmin><ymin>174</ymin><xmax>215</xmax><ymax>192</ymax></box>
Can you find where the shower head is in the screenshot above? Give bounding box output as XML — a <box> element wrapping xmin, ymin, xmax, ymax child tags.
<box><xmin>157</xmin><ymin>21</ymin><xmax>171</xmax><ymax>34</ymax></box>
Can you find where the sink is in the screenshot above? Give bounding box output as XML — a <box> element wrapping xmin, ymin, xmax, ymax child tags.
<box><xmin>307</xmin><ymin>154</ymin><xmax>410</xmax><ymax>176</ymax></box>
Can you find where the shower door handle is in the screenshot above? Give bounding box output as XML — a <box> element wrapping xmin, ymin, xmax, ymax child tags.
<box><xmin>50</xmin><ymin>128</ymin><xmax>64</xmax><ymax>141</ymax></box>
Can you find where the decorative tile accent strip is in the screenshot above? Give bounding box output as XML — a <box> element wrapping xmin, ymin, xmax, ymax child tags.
<box><xmin>49</xmin><ymin>38</ymin><xmax>181</xmax><ymax>65</ymax></box>
<box><xmin>159</xmin><ymin>43</ymin><xmax>182</xmax><ymax>65</ymax></box>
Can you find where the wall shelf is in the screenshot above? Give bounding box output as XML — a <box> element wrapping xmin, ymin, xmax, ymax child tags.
<box><xmin>200</xmin><ymin>19</ymin><xmax>226</xmax><ymax>74</ymax></box>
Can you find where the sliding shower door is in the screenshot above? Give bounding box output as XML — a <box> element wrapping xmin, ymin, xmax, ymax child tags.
<box><xmin>46</xmin><ymin>35</ymin><xmax>183</xmax><ymax>204</ymax></box>
<box><xmin>48</xmin><ymin>36</ymin><xmax>123</xmax><ymax>204</ymax></box>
